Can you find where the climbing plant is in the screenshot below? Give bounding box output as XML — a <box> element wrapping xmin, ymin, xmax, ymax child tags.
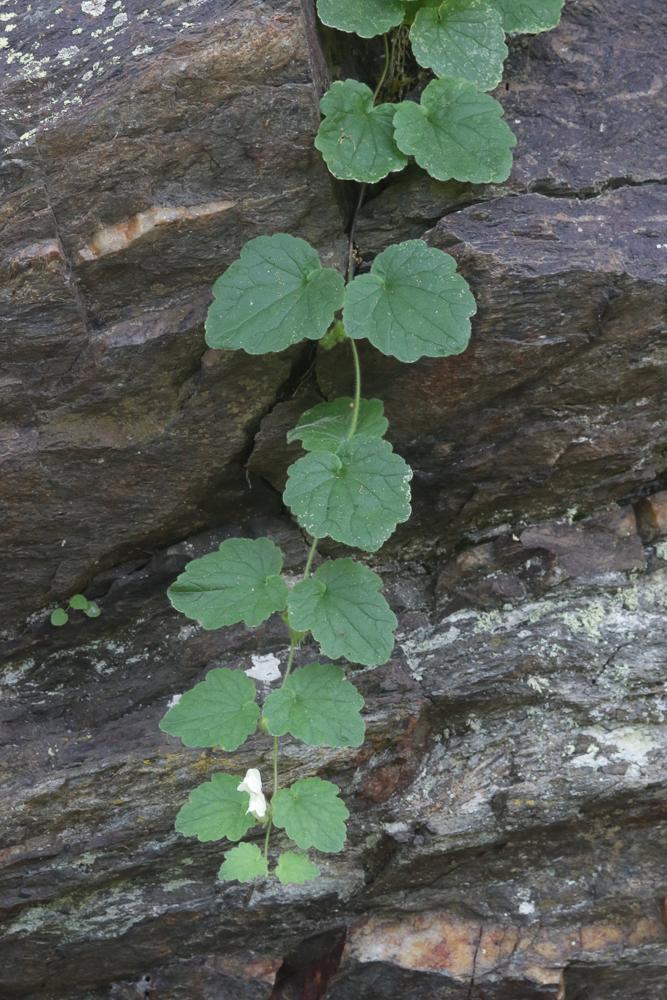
<box><xmin>160</xmin><ymin>0</ymin><xmax>565</xmax><ymax>885</ymax></box>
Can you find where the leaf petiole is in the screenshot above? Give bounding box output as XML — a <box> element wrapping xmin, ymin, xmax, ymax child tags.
<box><xmin>346</xmin><ymin>338</ymin><xmax>362</xmax><ymax>439</ymax></box>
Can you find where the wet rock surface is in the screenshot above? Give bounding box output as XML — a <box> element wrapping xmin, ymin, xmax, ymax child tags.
<box><xmin>1</xmin><ymin>0</ymin><xmax>666</xmax><ymax>997</ymax></box>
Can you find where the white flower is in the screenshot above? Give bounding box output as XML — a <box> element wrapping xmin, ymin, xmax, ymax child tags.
<box><xmin>237</xmin><ymin>768</ymin><xmax>267</xmax><ymax>820</ymax></box>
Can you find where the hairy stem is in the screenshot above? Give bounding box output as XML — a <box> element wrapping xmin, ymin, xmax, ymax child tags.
<box><xmin>303</xmin><ymin>536</ymin><xmax>318</xmax><ymax>579</ymax></box>
<box><xmin>347</xmin><ymin>339</ymin><xmax>362</xmax><ymax>439</ymax></box>
<box><xmin>373</xmin><ymin>33</ymin><xmax>391</xmax><ymax>103</ymax></box>
<box><xmin>264</xmin><ymin>535</ymin><xmax>318</xmax><ymax>859</ymax></box>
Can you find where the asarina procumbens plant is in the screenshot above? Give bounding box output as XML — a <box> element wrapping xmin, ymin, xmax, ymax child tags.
<box><xmin>159</xmin><ymin>0</ymin><xmax>566</xmax><ymax>886</ymax></box>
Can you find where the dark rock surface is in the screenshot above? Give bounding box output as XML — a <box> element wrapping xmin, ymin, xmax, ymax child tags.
<box><xmin>1</xmin><ymin>0</ymin><xmax>666</xmax><ymax>997</ymax></box>
<box><xmin>1</xmin><ymin>0</ymin><xmax>343</xmax><ymax>628</ymax></box>
<box><xmin>1</xmin><ymin>508</ymin><xmax>666</xmax><ymax>998</ymax></box>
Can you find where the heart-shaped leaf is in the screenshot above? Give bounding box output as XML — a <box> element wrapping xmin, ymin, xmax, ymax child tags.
<box><xmin>489</xmin><ymin>0</ymin><xmax>564</xmax><ymax>32</ymax></box>
<box><xmin>288</xmin><ymin>560</ymin><xmax>396</xmax><ymax>666</ymax></box>
<box><xmin>205</xmin><ymin>234</ymin><xmax>344</xmax><ymax>354</ymax></box>
<box><xmin>410</xmin><ymin>0</ymin><xmax>507</xmax><ymax>91</ymax></box>
<box><xmin>175</xmin><ymin>773</ymin><xmax>256</xmax><ymax>843</ymax></box>
<box><xmin>263</xmin><ymin>662</ymin><xmax>365</xmax><ymax>747</ymax></box>
<box><xmin>168</xmin><ymin>537</ymin><xmax>288</xmax><ymax>629</ymax></box>
<box><xmin>315</xmin><ymin>80</ymin><xmax>408</xmax><ymax>183</ymax></box>
<box><xmin>344</xmin><ymin>240</ymin><xmax>476</xmax><ymax>363</ymax></box>
<box><xmin>160</xmin><ymin>668</ymin><xmax>259</xmax><ymax>750</ymax></box>
<box><xmin>316</xmin><ymin>0</ymin><xmax>406</xmax><ymax>37</ymax></box>
<box><xmin>287</xmin><ymin>397</ymin><xmax>388</xmax><ymax>453</ymax></box>
<box><xmin>218</xmin><ymin>843</ymin><xmax>268</xmax><ymax>883</ymax></box>
<box><xmin>275</xmin><ymin>851</ymin><xmax>320</xmax><ymax>885</ymax></box>
<box><xmin>283</xmin><ymin>437</ymin><xmax>412</xmax><ymax>553</ymax></box>
<box><xmin>393</xmin><ymin>78</ymin><xmax>516</xmax><ymax>183</ymax></box>
<box><xmin>272</xmin><ymin>777</ymin><xmax>349</xmax><ymax>853</ymax></box>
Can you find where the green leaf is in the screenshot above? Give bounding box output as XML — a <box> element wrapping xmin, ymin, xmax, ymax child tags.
<box><xmin>168</xmin><ymin>537</ymin><xmax>288</xmax><ymax>630</ymax></box>
<box><xmin>69</xmin><ymin>593</ymin><xmax>89</xmax><ymax>611</ymax></box>
<box><xmin>160</xmin><ymin>668</ymin><xmax>260</xmax><ymax>750</ymax></box>
<box><xmin>275</xmin><ymin>851</ymin><xmax>320</xmax><ymax>885</ymax></box>
<box><xmin>283</xmin><ymin>437</ymin><xmax>412</xmax><ymax>553</ymax></box>
<box><xmin>205</xmin><ymin>234</ymin><xmax>344</xmax><ymax>355</ymax></box>
<box><xmin>410</xmin><ymin>0</ymin><xmax>507</xmax><ymax>91</ymax></box>
<box><xmin>489</xmin><ymin>0</ymin><xmax>564</xmax><ymax>32</ymax></box>
<box><xmin>175</xmin><ymin>773</ymin><xmax>256</xmax><ymax>842</ymax></box>
<box><xmin>84</xmin><ymin>602</ymin><xmax>101</xmax><ymax>618</ymax></box>
<box><xmin>344</xmin><ymin>240</ymin><xmax>476</xmax><ymax>363</ymax></box>
<box><xmin>272</xmin><ymin>777</ymin><xmax>348</xmax><ymax>853</ymax></box>
<box><xmin>393</xmin><ymin>78</ymin><xmax>517</xmax><ymax>183</ymax></box>
<box><xmin>316</xmin><ymin>0</ymin><xmax>406</xmax><ymax>37</ymax></box>
<box><xmin>218</xmin><ymin>842</ymin><xmax>268</xmax><ymax>883</ymax></box>
<box><xmin>263</xmin><ymin>662</ymin><xmax>365</xmax><ymax>747</ymax></box>
<box><xmin>288</xmin><ymin>560</ymin><xmax>395</xmax><ymax>666</ymax></box>
<box><xmin>287</xmin><ymin>397</ymin><xmax>388</xmax><ymax>453</ymax></box>
<box><xmin>315</xmin><ymin>80</ymin><xmax>408</xmax><ymax>184</ymax></box>
<box><xmin>50</xmin><ymin>607</ymin><xmax>68</xmax><ymax>627</ymax></box>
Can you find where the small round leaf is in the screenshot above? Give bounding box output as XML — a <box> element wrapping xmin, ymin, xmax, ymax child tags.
<box><xmin>288</xmin><ymin>560</ymin><xmax>396</xmax><ymax>666</ymax></box>
<box><xmin>218</xmin><ymin>843</ymin><xmax>268</xmax><ymax>883</ymax></box>
<box><xmin>344</xmin><ymin>240</ymin><xmax>476</xmax><ymax>363</ymax></box>
<box><xmin>287</xmin><ymin>397</ymin><xmax>388</xmax><ymax>453</ymax></box>
<box><xmin>410</xmin><ymin>0</ymin><xmax>508</xmax><ymax>91</ymax></box>
<box><xmin>393</xmin><ymin>78</ymin><xmax>517</xmax><ymax>183</ymax></box>
<box><xmin>50</xmin><ymin>608</ymin><xmax>69</xmax><ymax>627</ymax></box>
<box><xmin>175</xmin><ymin>773</ymin><xmax>256</xmax><ymax>843</ymax></box>
<box><xmin>84</xmin><ymin>602</ymin><xmax>102</xmax><ymax>618</ymax></box>
<box><xmin>316</xmin><ymin>0</ymin><xmax>406</xmax><ymax>37</ymax></box>
<box><xmin>272</xmin><ymin>777</ymin><xmax>349</xmax><ymax>853</ymax></box>
<box><xmin>489</xmin><ymin>0</ymin><xmax>564</xmax><ymax>32</ymax></box>
<box><xmin>275</xmin><ymin>851</ymin><xmax>320</xmax><ymax>885</ymax></box>
<box><xmin>205</xmin><ymin>234</ymin><xmax>344</xmax><ymax>355</ymax></box>
<box><xmin>69</xmin><ymin>593</ymin><xmax>90</xmax><ymax>611</ymax></box>
<box><xmin>283</xmin><ymin>437</ymin><xmax>412</xmax><ymax>553</ymax></box>
<box><xmin>160</xmin><ymin>668</ymin><xmax>260</xmax><ymax>751</ymax></box>
<box><xmin>315</xmin><ymin>80</ymin><xmax>408</xmax><ymax>183</ymax></box>
<box><xmin>263</xmin><ymin>663</ymin><xmax>365</xmax><ymax>747</ymax></box>
<box><xmin>168</xmin><ymin>537</ymin><xmax>288</xmax><ymax>629</ymax></box>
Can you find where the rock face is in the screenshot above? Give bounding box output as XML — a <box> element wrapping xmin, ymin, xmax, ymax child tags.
<box><xmin>1</xmin><ymin>1</ymin><xmax>666</xmax><ymax>998</ymax></box>
<box><xmin>1</xmin><ymin>0</ymin><xmax>341</xmax><ymax>628</ymax></box>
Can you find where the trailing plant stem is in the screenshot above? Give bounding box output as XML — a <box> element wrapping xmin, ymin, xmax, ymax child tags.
<box><xmin>263</xmin><ymin>754</ymin><xmax>275</xmax><ymax>861</ymax></box>
<box><xmin>372</xmin><ymin>33</ymin><xmax>391</xmax><ymax>103</ymax></box>
<box><xmin>303</xmin><ymin>536</ymin><xmax>318</xmax><ymax>579</ymax></box>
<box><xmin>265</xmin><ymin>328</ymin><xmax>361</xmax><ymax>856</ymax></box>
<box><xmin>347</xmin><ymin>338</ymin><xmax>362</xmax><ymax>439</ymax></box>
<box><xmin>265</xmin><ymin>533</ymin><xmax>318</xmax><ymax>859</ymax></box>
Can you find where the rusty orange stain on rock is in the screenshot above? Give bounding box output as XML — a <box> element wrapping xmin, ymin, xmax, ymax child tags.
<box><xmin>627</xmin><ymin>916</ymin><xmax>664</xmax><ymax>946</ymax></box>
<box><xmin>580</xmin><ymin>920</ymin><xmax>624</xmax><ymax>951</ymax></box>
<box><xmin>77</xmin><ymin>200</ymin><xmax>235</xmax><ymax>261</ymax></box>
<box><xmin>347</xmin><ymin>910</ymin><xmax>666</xmax><ymax>986</ymax></box>
<box><xmin>636</xmin><ymin>490</ymin><xmax>667</xmax><ymax>541</ymax></box>
<box><xmin>348</xmin><ymin>913</ymin><xmax>486</xmax><ymax>978</ymax></box>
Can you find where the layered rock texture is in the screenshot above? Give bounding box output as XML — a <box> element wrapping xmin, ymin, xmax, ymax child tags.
<box><xmin>1</xmin><ymin>1</ymin><xmax>666</xmax><ymax>998</ymax></box>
